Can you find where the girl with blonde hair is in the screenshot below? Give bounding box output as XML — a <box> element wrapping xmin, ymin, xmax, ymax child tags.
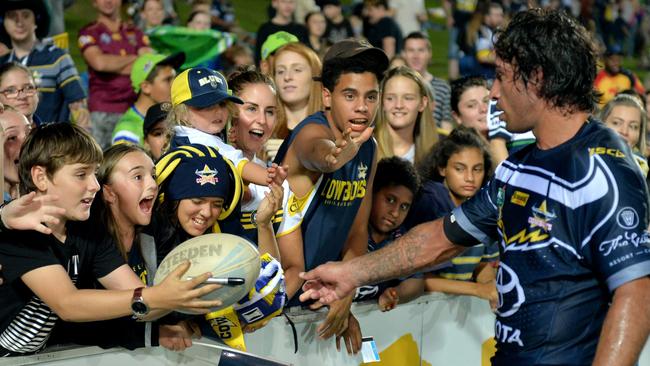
<box><xmin>375</xmin><ymin>66</ymin><xmax>438</xmax><ymax>164</ymax></box>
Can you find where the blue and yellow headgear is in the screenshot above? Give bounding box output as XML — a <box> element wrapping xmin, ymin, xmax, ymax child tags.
<box><xmin>155</xmin><ymin>144</ymin><xmax>242</xmax><ymax>221</ymax></box>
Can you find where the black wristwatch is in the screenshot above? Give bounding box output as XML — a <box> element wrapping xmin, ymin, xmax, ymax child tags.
<box><xmin>131</xmin><ymin>287</ymin><xmax>149</xmax><ymax>319</ymax></box>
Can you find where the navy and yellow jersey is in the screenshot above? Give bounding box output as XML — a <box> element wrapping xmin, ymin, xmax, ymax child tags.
<box><xmin>275</xmin><ymin>112</ymin><xmax>375</xmax><ymax>304</ymax></box>
<box><xmin>449</xmin><ymin>119</ymin><xmax>650</xmax><ymax>365</ymax></box>
<box><xmin>431</xmin><ymin>243</ymin><xmax>498</xmax><ymax>281</ymax></box>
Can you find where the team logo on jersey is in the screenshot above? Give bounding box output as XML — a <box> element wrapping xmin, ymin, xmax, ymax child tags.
<box><xmin>527</xmin><ymin>200</ymin><xmax>556</xmax><ymax>232</ymax></box>
<box><xmin>495</xmin><ymin>262</ymin><xmax>525</xmax><ymax>317</ymax></box>
<box><xmin>616</xmin><ymin>207</ymin><xmax>639</xmax><ymax>229</ymax></box>
<box><xmin>357</xmin><ymin>162</ymin><xmax>368</xmax><ymax>180</ymax></box>
<box><xmin>195</xmin><ymin>164</ymin><xmax>219</xmax><ymax>185</ymax></box>
<box><xmin>510</xmin><ymin>191</ymin><xmax>529</xmax><ymax>207</ymax></box>
<box><xmin>496</xmin><ymin>186</ymin><xmax>505</xmax><ymax>208</ymax></box>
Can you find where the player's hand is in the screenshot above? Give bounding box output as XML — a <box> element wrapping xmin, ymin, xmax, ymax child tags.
<box><xmin>255</xmin><ymin>182</ymin><xmax>283</xmax><ymax>226</ymax></box>
<box><xmin>336</xmin><ymin>313</ymin><xmax>362</xmax><ymax>355</ymax></box>
<box><xmin>1</xmin><ymin>192</ymin><xmax>66</xmax><ymax>234</ymax></box>
<box><xmin>315</xmin><ymin>295</ymin><xmax>353</xmax><ymax>339</ymax></box>
<box><xmin>325</xmin><ymin>127</ymin><xmax>374</xmax><ymax>170</ymax></box>
<box><xmin>159</xmin><ymin>320</ymin><xmax>200</xmax><ymax>351</ymax></box>
<box><xmin>378</xmin><ymin>287</ymin><xmax>399</xmax><ymax>312</ymax></box>
<box><xmin>265</xmin><ymin>163</ymin><xmax>288</xmax><ymax>187</ymax></box>
<box><xmin>148</xmin><ymin>261</ymin><xmax>222</xmax><ymax>313</ymax></box>
<box><xmin>299</xmin><ymin>261</ymin><xmax>357</xmax><ymax>305</ymax></box>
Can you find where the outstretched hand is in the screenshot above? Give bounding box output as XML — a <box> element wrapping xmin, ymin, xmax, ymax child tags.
<box><xmin>265</xmin><ymin>163</ymin><xmax>288</xmax><ymax>187</ymax></box>
<box><xmin>378</xmin><ymin>287</ymin><xmax>399</xmax><ymax>312</ymax></box>
<box><xmin>299</xmin><ymin>261</ymin><xmax>357</xmax><ymax>305</ymax></box>
<box><xmin>255</xmin><ymin>182</ymin><xmax>283</xmax><ymax>226</ymax></box>
<box><xmin>151</xmin><ymin>261</ymin><xmax>223</xmax><ymax>314</ymax></box>
<box><xmin>325</xmin><ymin>127</ymin><xmax>374</xmax><ymax>170</ymax></box>
<box><xmin>2</xmin><ymin>192</ymin><xmax>67</xmax><ymax>234</ymax></box>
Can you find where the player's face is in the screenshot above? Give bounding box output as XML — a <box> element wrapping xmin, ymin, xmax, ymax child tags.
<box><xmin>3</xmin><ymin>9</ymin><xmax>36</xmax><ymax>43</ymax></box>
<box><xmin>490</xmin><ymin>58</ymin><xmax>538</xmax><ymax>133</ymax></box>
<box><xmin>440</xmin><ymin>147</ymin><xmax>485</xmax><ymax>206</ymax></box>
<box><xmin>43</xmin><ymin>163</ymin><xmax>100</xmax><ymax>222</ymax></box>
<box><xmin>382</xmin><ymin>75</ymin><xmax>427</xmax><ymax>132</ymax></box>
<box><xmin>324</xmin><ymin>71</ymin><xmax>379</xmax><ymax>138</ymax></box>
<box><xmin>144</xmin><ymin>121</ymin><xmax>166</xmax><ymax>161</ymax></box>
<box><xmin>187</xmin><ymin>102</ymin><xmax>229</xmax><ymax>135</ymax></box>
<box><xmin>234</xmin><ymin>83</ymin><xmax>277</xmax><ymax>157</ymax></box>
<box><xmin>370</xmin><ymin>185</ymin><xmax>413</xmax><ymax>235</ymax></box>
<box><xmin>177</xmin><ymin>197</ymin><xmax>224</xmax><ymax>237</ymax></box>
<box><xmin>0</xmin><ymin>68</ymin><xmax>39</xmax><ymax>120</ymax></box>
<box><xmin>402</xmin><ymin>38</ymin><xmax>431</xmax><ymax>74</ymax></box>
<box><xmin>454</xmin><ymin>85</ymin><xmax>489</xmax><ymax>134</ymax></box>
<box><xmin>103</xmin><ymin>151</ymin><xmax>157</xmax><ymax>227</ymax></box>
<box><xmin>144</xmin><ymin>65</ymin><xmax>176</xmax><ymax>104</ymax></box>
<box><xmin>604</xmin><ymin>105</ymin><xmax>642</xmax><ymax>149</ymax></box>
<box><xmin>0</xmin><ymin>110</ymin><xmax>30</xmax><ymax>185</ymax></box>
<box><xmin>274</xmin><ymin>51</ymin><xmax>313</xmax><ymax>108</ymax></box>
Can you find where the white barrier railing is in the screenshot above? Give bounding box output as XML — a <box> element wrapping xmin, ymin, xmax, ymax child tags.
<box><xmin>4</xmin><ymin>292</ymin><xmax>650</xmax><ymax>366</ymax></box>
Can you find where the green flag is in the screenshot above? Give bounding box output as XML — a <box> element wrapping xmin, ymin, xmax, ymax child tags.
<box><xmin>147</xmin><ymin>25</ymin><xmax>236</xmax><ymax>69</ymax></box>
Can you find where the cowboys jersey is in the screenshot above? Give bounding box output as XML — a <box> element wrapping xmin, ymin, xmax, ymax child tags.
<box><xmin>449</xmin><ymin>119</ymin><xmax>650</xmax><ymax>365</ymax></box>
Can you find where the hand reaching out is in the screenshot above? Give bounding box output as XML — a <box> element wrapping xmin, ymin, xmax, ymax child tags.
<box><xmin>265</xmin><ymin>163</ymin><xmax>288</xmax><ymax>187</ymax></box>
<box><xmin>336</xmin><ymin>313</ymin><xmax>362</xmax><ymax>355</ymax></box>
<box><xmin>378</xmin><ymin>287</ymin><xmax>399</xmax><ymax>312</ymax></box>
<box><xmin>255</xmin><ymin>182</ymin><xmax>284</xmax><ymax>226</ymax></box>
<box><xmin>325</xmin><ymin>127</ymin><xmax>374</xmax><ymax>171</ymax></box>
<box><xmin>1</xmin><ymin>192</ymin><xmax>67</xmax><ymax>234</ymax></box>
<box><xmin>148</xmin><ymin>261</ymin><xmax>223</xmax><ymax>314</ymax></box>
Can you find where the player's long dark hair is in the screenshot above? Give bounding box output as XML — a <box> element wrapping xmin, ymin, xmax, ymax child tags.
<box><xmin>494</xmin><ymin>8</ymin><xmax>599</xmax><ymax>113</ymax></box>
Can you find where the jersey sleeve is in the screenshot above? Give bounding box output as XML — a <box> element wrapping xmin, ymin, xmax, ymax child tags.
<box><xmin>0</xmin><ymin>231</ymin><xmax>60</xmax><ymax>283</ymax></box>
<box><xmin>78</xmin><ymin>26</ymin><xmax>98</xmax><ymax>53</ymax></box>
<box><xmin>580</xmin><ymin>153</ymin><xmax>650</xmax><ymax>292</ymax></box>
<box><xmin>448</xmin><ymin>177</ymin><xmax>501</xmax><ymax>246</ymax></box>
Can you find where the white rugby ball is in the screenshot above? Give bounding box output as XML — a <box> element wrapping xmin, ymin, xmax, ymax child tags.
<box><xmin>153</xmin><ymin>233</ymin><xmax>261</xmax><ymax>314</ymax></box>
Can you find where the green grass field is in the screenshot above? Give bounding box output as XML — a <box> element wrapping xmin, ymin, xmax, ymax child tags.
<box><xmin>64</xmin><ymin>1</ymin><xmax>646</xmax><ymax>81</ymax></box>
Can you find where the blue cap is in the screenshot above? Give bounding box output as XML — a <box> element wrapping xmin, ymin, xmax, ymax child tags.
<box><xmin>171</xmin><ymin>67</ymin><xmax>243</xmax><ymax>108</ymax></box>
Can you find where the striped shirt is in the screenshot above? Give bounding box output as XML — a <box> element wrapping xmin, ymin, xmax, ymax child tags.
<box><xmin>0</xmin><ymin>42</ymin><xmax>86</xmax><ymax>123</ymax></box>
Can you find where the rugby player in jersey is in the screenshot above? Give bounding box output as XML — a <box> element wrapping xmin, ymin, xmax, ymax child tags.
<box><xmin>274</xmin><ymin>39</ymin><xmax>388</xmax><ymax>353</ymax></box>
<box><xmin>300</xmin><ymin>9</ymin><xmax>650</xmax><ymax>366</ymax></box>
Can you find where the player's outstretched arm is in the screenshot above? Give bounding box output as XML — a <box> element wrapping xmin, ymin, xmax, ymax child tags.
<box><xmin>300</xmin><ymin>218</ymin><xmax>466</xmax><ymax>304</ymax></box>
<box><xmin>593</xmin><ymin>276</ymin><xmax>650</xmax><ymax>366</ymax></box>
<box><xmin>293</xmin><ymin>124</ymin><xmax>374</xmax><ymax>174</ymax></box>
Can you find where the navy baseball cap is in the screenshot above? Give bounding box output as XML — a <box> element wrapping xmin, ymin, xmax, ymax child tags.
<box><xmin>171</xmin><ymin>67</ymin><xmax>243</xmax><ymax>108</ymax></box>
<box><xmin>143</xmin><ymin>102</ymin><xmax>171</xmax><ymax>136</ymax></box>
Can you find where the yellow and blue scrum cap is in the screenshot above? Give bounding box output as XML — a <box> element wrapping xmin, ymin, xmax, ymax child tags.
<box><xmin>171</xmin><ymin>67</ymin><xmax>243</xmax><ymax>108</ymax></box>
<box><xmin>156</xmin><ymin>144</ymin><xmax>242</xmax><ymax>220</ymax></box>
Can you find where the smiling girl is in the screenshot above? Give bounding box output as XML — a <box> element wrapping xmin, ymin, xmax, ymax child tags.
<box><xmin>374</xmin><ymin>66</ymin><xmax>438</xmax><ymax>164</ymax></box>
